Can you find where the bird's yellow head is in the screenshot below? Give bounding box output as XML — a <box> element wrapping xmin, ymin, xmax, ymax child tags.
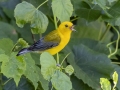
<box><xmin>58</xmin><ymin>21</ymin><xmax>75</xmax><ymax>35</ymax></box>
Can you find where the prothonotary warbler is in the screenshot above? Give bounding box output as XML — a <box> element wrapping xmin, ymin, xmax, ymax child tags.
<box><xmin>16</xmin><ymin>21</ymin><xmax>75</xmax><ymax>56</ymax></box>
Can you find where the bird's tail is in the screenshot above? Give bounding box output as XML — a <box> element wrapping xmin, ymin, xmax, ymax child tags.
<box><xmin>16</xmin><ymin>48</ymin><xmax>30</xmax><ymax>56</ymax></box>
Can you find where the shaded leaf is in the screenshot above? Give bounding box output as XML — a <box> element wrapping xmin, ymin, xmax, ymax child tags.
<box><xmin>108</xmin><ymin>0</ymin><xmax>120</xmax><ymax>18</ymax></box>
<box><xmin>63</xmin><ymin>44</ymin><xmax>114</xmax><ymax>89</ymax></box>
<box><xmin>75</xmin><ymin>8</ymin><xmax>101</xmax><ymax>22</ymax></box>
<box><xmin>69</xmin><ymin>38</ymin><xmax>109</xmax><ymax>55</ymax></box>
<box><xmin>0</xmin><ymin>22</ymin><xmax>18</xmax><ymax>42</ymax></box>
<box><xmin>92</xmin><ymin>0</ymin><xmax>107</xmax><ymax>9</ymax></box>
<box><xmin>52</xmin><ymin>0</ymin><xmax>73</xmax><ymax>22</ymax></box>
<box><xmin>40</xmin><ymin>52</ymin><xmax>56</xmax><ymax>80</ymax></box>
<box><xmin>3</xmin><ymin>76</ymin><xmax>34</xmax><ymax>90</ymax></box>
<box><xmin>71</xmin><ymin>75</ymin><xmax>93</xmax><ymax>90</ymax></box>
<box><xmin>51</xmin><ymin>70</ymin><xmax>72</xmax><ymax>90</ymax></box>
<box><xmin>72</xmin><ymin>18</ymin><xmax>113</xmax><ymax>43</ymax></box>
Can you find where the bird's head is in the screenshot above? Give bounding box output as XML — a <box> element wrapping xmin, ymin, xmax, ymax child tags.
<box><xmin>58</xmin><ymin>21</ymin><xmax>75</xmax><ymax>35</ymax></box>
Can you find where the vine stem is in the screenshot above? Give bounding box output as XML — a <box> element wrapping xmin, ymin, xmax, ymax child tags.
<box><xmin>100</xmin><ymin>23</ymin><xmax>111</xmax><ymax>41</ymax></box>
<box><xmin>53</xmin><ymin>14</ymin><xmax>59</xmax><ymax>64</ymax></box>
<box><xmin>61</xmin><ymin>53</ymin><xmax>70</xmax><ymax>66</ymax></box>
<box><xmin>108</xmin><ymin>26</ymin><xmax>119</xmax><ymax>58</ymax></box>
<box><xmin>36</xmin><ymin>0</ymin><xmax>48</xmax><ymax>10</ymax></box>
<box><xmin>3</xmin><ymin>78</ymin><xmax>12</xmax><ymax>85</ymax></box>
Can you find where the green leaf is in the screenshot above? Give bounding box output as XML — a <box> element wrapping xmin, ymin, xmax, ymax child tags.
<box><xmin>71</xmin><ymin>75</ymin><xmax>93</xmax><ymax>90</ymax></box>
<box><xmin>31</xmin><ymin>10</ymin><xmax>48</xmax><ymax>34</ymax></box>
<box><xmin>23</xmin><ymin>54</ymin><xmax>40</xmax><ymax>89</ymax></box>
<box><xmin>68</xmin><ymin>38</ymin><xmax>109</xmax><ymax>55</ymax></box>
<box><xmin>65</xmin><ymin>65</ymin><xmax>74</xmax><ymax>75</ymax></box>
<box><xmin>92</xmin><ymin>0</ymin><xmax>108</xmax><ymax>9</ymax></box>
<box><xmin>39</xmin><ymin>72</ymin><xmax>49</xmax><ymax>90</ymax></box>
<box><xmin>18</xmin><ymin>38</ymin><xmax>29</xmax><ymax>47</ymax></box>
<box><xmin>100</xmin><ymin>78</ymin><xmax>111</xmax><ymax>90</ymax></box>
<box><xmin>51</xmin><ymin>70</ymin><xmax>72</xmax><ymax>90</ymax></box>
<box><xmin>113</xmin><ymin>71</ymin><xmax>118</xmax><ymax>86</ymax></box>
<box><xmin>75</xmin><ymin>8</ymin><xmax>101</xmax><ymax>22</ymax></box>
<box><xmin>14</xmin><ymin>1</ymin><xmax>48</xmax><ymax>34</ymax></box>
<box><xmin>63</xmin><ymin>44</ymin><xmax>114</xmax><ymax>89</ymax></box>
<box><xmin>108</xmin><ymin>0</ymin><xmax>120</xmax><ymax>18</ymax></box>
<box><xmin>40</xmin><ymin>52</ymin><xmax>56</xmax><ymax>80</ymax></box>
<box><xmin>3</xmin><ymin>76</ymin><xmax>34</xmax><ymax>90</ymax></box>
<box><xmin>0</xmin><ymin>38</ymin><xmax>13</xmax><ymax>55</ymax></box>
<box><xmin>1</xmin><ymin>53</ymin><xmax>26</xmax><ymax>86</ymax></box>
<box><xmin>0</xmin><ymin>22</ymin><xmax>18</xmax><ymax>42</ymax></box>
<box><xmin>113</xmin><ymin>65</ymin><xmax>120</xmax><ymax>89</ymax></box>
<box><xmin>52</xmin><ymin>0</ymin><xmax>73</xmax><ymax>22</ymax></box>
<box><xmin>0</xmin><ymin>49</ymin><xmax>5</xmax><ymax>54</ymax></box>
<box><xmin>72</xmin><ymin>19</ymin><xmax>113</xmax><ymax>43</ymax></box>
<box><xmin>0</xmin><ymin>54</ymin><xmax>9</xmax><ymax>62</ymax></box>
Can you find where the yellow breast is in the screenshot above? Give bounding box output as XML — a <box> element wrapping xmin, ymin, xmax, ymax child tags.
<box><xmin>45</xmin><ymin>30</ymin><xmax>71</xmax><ymax>55</ymax></box>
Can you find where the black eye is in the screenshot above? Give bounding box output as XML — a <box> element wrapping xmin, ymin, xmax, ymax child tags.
<box><xmin>65</xmin><ymin>24</ymin><xmax>68</xmax><ymax>27</ymax></box>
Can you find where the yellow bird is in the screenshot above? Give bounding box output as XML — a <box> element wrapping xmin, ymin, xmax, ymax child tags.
<box><xmin>16</xmin><ymin>21</ymin><xmax>75</xmax><ymax>56</ymax></box>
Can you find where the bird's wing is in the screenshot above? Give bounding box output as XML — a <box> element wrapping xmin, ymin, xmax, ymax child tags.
<box><xmin>28</xmin><ymin>30</ymin><xmax>61</xmax><ymax>51</ymax></box>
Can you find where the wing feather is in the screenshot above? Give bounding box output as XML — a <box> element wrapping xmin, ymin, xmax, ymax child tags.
<box><xmin>28</xmin><ymin>30</ymin><xmax>61</xmax><ymax>51</ymax></box>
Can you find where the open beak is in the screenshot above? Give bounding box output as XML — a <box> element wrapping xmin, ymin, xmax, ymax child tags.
<box><xmin>70</xmin><ymin>25</ymin><xmax>76</xmax><ymax>31</ymax></box>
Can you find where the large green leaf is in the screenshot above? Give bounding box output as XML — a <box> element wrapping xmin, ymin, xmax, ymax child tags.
<box><xmin>23</xmin><ymin>54</ymin><xmax>40</xmax><ymax>89</ymax></box>
<box><xmin>0</xmin><ymin>22</ymin><xmax>18</xmax><ymax>42</ymax></box>
<box><xmin>75</xmin><ymin>8</ymin><xmax>101</xmax><ymax>22</ymax></box>
<box><xmin>51</xmin><ymin>70</ymin><xmax>72</xmax><ymax>90</ymax></box>
<box><xmin>40</xmin><ymin>52</ymin><xmax>56</xmax><ymax>80</ymax></box>
<box><xmin>3</xmin><ymin>76</ymin><xmax>34</xmax><ymax>90</ymax></box>
<box><xmin>108</xmin><ymin>0</ymin><xmax>120</xmax><ymax>18</ymax></box>
<box><xmin>69</xmin><ymin>38</ymin><xmax>109</xmax><ymax>55</ymax></box>
<box><xmin>71</xmin><ymin>75</ymin><xmax>93</xmax><ymax>90</ymax></box>
<box><xmin>91</xmin><ymin>0</ymin><xmax>108</xmax><ymax>9</ymax></box>
<box><xmin>1</xmin><ymin>53</ymin><xmax>26</xmax><ymax>86</ymax></box>
<box><xmin>63</xmin><ymin>44</ymin><xmax>114</xmax><ymax>89</ymax></box>
<box><xmin>0</xmin><ymin>38</ymin><xmax>14</xmax><ymax>55</ymax></box>
<box><xmin>14</xmin><ymin>1</ymin><xmax>48</xmax><ymax>34</ymax></box>
<box><xmin>72</xmin><ymin>18</ymin><xmax>113</xmax><ymax>43</ymax></box>
<box><xmin>52</xmin><ymin>0</ymin><xmax>73</xmax><ymax>22</ymax></box>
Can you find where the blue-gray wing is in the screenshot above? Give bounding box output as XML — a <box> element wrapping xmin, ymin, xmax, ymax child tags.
<box><xmin>28</xmin><ymin>30</ymin><xmax>61</xmax><ymax>51</ymax></box>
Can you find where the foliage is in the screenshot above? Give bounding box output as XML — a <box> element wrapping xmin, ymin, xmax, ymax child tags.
<box><xmin>0</xmin><ymin>0</ymin><xmax>120</xmax><ymax>90</ymax></box>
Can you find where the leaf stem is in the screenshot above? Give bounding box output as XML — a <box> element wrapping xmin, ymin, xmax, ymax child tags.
<box><xmin>61</xmin><ymin>53</ymin><xmax>70</xmax><ymax>66</ymax></box>
<box><xmin>53</xmin><ymin>14</ymin><xmax>59</xmax><ymax>63</ymax></box>
<box><xmin>112</xmin><ymin>62</ymin><xmax>120</xmax><ymax>65</ymax></box>
<box><xmin>51</xmin><ymin>85</ymin><xmax>53</xmax><ymax>90</ymax></box>
<box><xmin>100</xmin><ymin>23</ymin><xmax>111</xmax><ymax>41</ymax></box>
<box><xmin>98</xmin><ymin>23</ymin><xmax>104</xmax><ymax>40</ymax></box>
<box><xmin>70</xmin><ymin>17</ymin><xmax>79</xmax><ymax>22</ymax></box>
<box><xmin>53</xmin><ymin>15</ymin><xmax>58</xmax><ymax>29</ymax></box>
<box><xmin>108</xmin><ymin>26</ymin><xmax>119</xmax><ymax>58</ymax></box>
<box><xmin>36</xmin><ymin>0</ymin><xmax>48</xmax><ymax>10</ymax></box>
<box><xmin>3</xmin><ymin>78</ymin><xmax>12</xmax><ymax>85</ymax></box>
